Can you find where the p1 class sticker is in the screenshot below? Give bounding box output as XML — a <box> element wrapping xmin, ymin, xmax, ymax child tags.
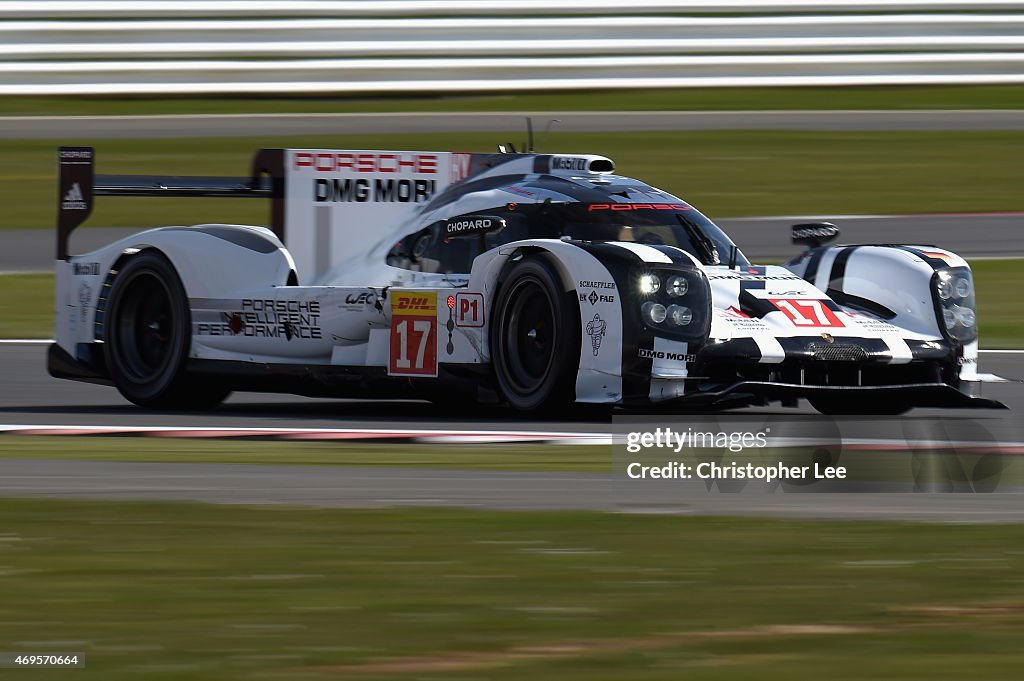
<box><xmin>454</xmin><ymin>292</ymin><xmax>485</xmax><ymax>328</ymax></box>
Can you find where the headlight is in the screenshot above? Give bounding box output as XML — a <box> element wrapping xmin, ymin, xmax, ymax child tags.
<box><xmin>641</xmin><ymin>301</ymin><xmax>667</xmax><ymax>324</ymax></box>
<box><xmin>932</xmin><ymin>266</ymin><xmax>976</xmax><ymax>343</ymax></box>
<box><xmin>943</xmin><ymin>307</ymin><xmax>957</xmax><ymax>329</ymax></box>
<box><xmin>639</xmin><ymin>274</ymin><xmax>661</xmax><ymax>295</ymax></box>
<box><xmin>632</xmin><ymin>266</ymin><xmax>711</xmax><ymax>343</ymax></box>
<box><xmin>667</xmin><ymin>304</ymin><xmax>692</xmax><ymax>326</ymax></box>
<box><xmin>665</xmin><ymin>275</ymin><xmax>689</xmax><ymax>297</ymax></box>
<box><xmin>957</xmin><ymin>306</ymin><xmax>976</xmax><ymax>327</ymax></box>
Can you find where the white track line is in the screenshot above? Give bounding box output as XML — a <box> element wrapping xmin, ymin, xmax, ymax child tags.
<box><xmin>0</xmin><ymin>423</ymin><xmax>611</xmax><ymax>441</ymax></box>
<box><xmin>3</xmin><ymin>339</ymin><xmax>1023</xmax><ymax>352</ymax></box>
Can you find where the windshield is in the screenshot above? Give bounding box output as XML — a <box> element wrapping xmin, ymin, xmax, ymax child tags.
<box><xmin>500</xmin><ymin>202</ymin><xmax>748</xmax><ymax>266</ymax></box>
<box><xmin>387</xmin><ymin>201</ymin><xmax>748</xmax><ymax>274</ymax></box>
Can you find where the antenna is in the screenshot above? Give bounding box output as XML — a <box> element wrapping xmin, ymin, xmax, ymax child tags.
<box><xmin>539</xmin><ymin>119</ymin><xmax>561</xmax><ymax>152</ymax></box>
<box><xmin>526</xmin><ymin>117</ymin><xmax>535</xmax><ymax>152</ymax></box>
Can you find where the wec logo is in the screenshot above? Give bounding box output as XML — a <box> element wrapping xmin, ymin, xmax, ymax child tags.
<box><xmin>344</xmin><ymin>292</ymin><xmax>376</xmax><ymax>305</ymax></box>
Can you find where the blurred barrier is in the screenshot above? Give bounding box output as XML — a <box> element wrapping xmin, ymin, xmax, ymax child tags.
<box><xmin>2</xmin><ymin>3</ymin><xmax>1024</xmax><ymax>95</ymax></box>
<box><xmin>4</xmin><ymin>1</ymin><xmax>1024</xmax><ymax>17</ymax></box>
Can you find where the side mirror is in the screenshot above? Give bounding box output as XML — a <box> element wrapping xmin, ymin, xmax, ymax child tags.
<box><xmin>445</xmin><ymin>214</ymin><xmax>506</xmax><ymax>239</ymax></box>
<box><xmin>791</xmin><ymin>222</ymin><xmax>839</xmax><ymax>248</ymax></box>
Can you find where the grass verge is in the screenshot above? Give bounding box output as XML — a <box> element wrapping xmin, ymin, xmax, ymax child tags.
<box><xmin>0</xmin><ymin>498</ymin><xmax>1023</xmax><ymax>680</ymax></box>
<box><xmin>0</xmin><ymin>436</ymin><xmax>605</xmax><ymax>471</ymax></box>
<box><xmin>3</xmin><ymin>259</ymin><xmax>1020</xmax><ymax>346</ymax></box>
<box><xmin>3</xmin><ymin>130</ymin><xmax>1024</xmax><ymax>228</ymax></box>
<box><xmin>3</xmin><ymin>85</ymin><xmax>1024</xmax><ymax>116</ymax></box>
<box><xmin>0</xmin><ymin>272</ymin><xmax>53</xmax><ymax>338</ymax></box>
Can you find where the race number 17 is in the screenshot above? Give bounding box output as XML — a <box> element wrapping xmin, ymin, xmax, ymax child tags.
<box><xmin>394</xmin><ymin>319</ymin><xmax>433</xmax><ymax>370</ymax></box>
<box><xmin>768</xmin><ymin>298</ymin><xmax>845</xmax><ymax>328</ymax></box>
<box><xmin>389</xmin><ymin>292</ymin><xmax>438</xmax><ymax>377</ymax></box>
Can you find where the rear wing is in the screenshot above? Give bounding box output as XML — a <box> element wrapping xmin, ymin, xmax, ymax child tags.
<box><xmin>56</xmin><ymin>146</ymin><xmax>284</xmax><ymax>261</ymax></box>
<box><xmin>56</xmin><ymin>146</ymin><xmax>482</xmax><ymax>282</ymax></box>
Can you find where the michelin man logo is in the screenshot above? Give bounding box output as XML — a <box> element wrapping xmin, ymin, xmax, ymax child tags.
<box><xmin>585</xmin><ymin>313</ymin><xmax>607</xmax><ymax>356</ymax></box>
<box><xmin>78</xmin><ymin>282</ymin><xmax>91</xmax><ymax>322</ymax></box>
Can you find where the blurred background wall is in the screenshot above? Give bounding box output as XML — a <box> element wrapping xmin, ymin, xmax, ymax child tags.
<box><xmin>2</xmin><ymin>1</ymin><xmax>1024</xmax><ymax>96</ymax></box>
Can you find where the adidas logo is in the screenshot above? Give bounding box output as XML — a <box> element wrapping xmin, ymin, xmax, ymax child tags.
<box><xmin>61</xmin><ymin>182</ymin><xmax>87</xmax><ymax>211</ymax></box>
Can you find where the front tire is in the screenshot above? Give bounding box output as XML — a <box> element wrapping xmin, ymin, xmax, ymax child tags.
<box><xmin>104</xmin><ymin>251</ymin><xmax>229</xmax><ymax>409</ymax></box>
<box><xmin>491</xmin><ymin>256</ymin><xmax>580</xmax><ymax>413</ymax></box>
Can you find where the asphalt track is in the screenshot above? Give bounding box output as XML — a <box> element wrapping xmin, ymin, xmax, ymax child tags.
<box><xmin>6</xmin><ymin>213</ymin><xmax>1024</xmax><ymax>272</ymax></box>
<box><xmin>1</xmin><ymin>343</ymin><xmax>1022</xmax><ymax>519</ymax></box>
<box><xmin>4</xmin><ymin>458</ymin><xmax>1024</xmax><ymax>521</ymax></box>
<box><xmin>4</xmin><ymin>110</ymin><xmax>1024</xmax><ymax>139</ymax></box>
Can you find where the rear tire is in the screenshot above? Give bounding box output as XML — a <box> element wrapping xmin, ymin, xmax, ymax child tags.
<box><xmin>491</xmin><ymin>256</ymin><xmax>580</xmax><ymax>413</ymax></box>
<box><xmin>104</xmin><ymin>251</ymin><xmax>230</xmax><ymax>409</ymax></box>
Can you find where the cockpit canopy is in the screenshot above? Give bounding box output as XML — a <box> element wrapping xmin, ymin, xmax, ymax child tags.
<box><xmin>386</xmin><ymin>200</ymin><xmax>749</xmax><ymax>274</ymax></box>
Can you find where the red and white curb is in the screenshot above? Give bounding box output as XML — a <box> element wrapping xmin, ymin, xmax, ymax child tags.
<box><xmin>1</xmin><ymin>424</ymin><xmax>1022</xmax><ymax>453</ymax></box>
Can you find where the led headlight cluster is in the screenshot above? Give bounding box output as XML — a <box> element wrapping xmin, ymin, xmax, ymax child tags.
<box><xmin>933</xmin><ymin>266</ymin><xmax>976</xmax><ymax>343</ymax></box>
<box><xmin>636</xmin><ymin>269</ymin><xmax>709</xmax><ymax>340</ymax></box>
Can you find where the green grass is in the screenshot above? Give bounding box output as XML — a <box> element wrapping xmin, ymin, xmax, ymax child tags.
<box><xmin>3</xmin><ymin>84</ymin><xmax>1024</xmax><ymax>116</ymax></box>
<box><xmin>0</xmin><ymin>436</ymin><xmax>605</xmax><ymax>471</ymax></box>
<box><xmin>1</xmin><ymin>498</ymin><xmax>1024</xmax><ymax>680</ymax></box>
<box><xmin>3</xmin><ymin>130</ymin><xmax>1024</xmax><ymax>229</ymax></box>
<box><xmin>974</xmin><ymin>259</ymin><xmax>1024</xmax><ymax>349</ymax></box>
<box><xmin>0</xmin><ymin>273</ymin><xmax>52</xmax><ymax>338</ymax></box>
<box><xmin>3</xmin><ymin>259</ymin><xmax>1020</xmax><ymax>346</ymax></box>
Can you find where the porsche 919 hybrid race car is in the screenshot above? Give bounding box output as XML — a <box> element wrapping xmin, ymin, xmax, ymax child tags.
<box><xmin>50</xmin><ymin>145</ymin><xmax>1005</xmax><ymax>414</ymax></box>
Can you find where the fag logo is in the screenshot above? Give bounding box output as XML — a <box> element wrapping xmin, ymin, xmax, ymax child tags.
<box><xmin>62</xmin><ymin>182</ymin><xmax>88</xmax><ymax>211</ymax></box>
<box><xmin>579</xmin><ymin>290</ymin><xmax>615</xmax><ymax>305</ymax></box>
<box><xmin>392</xmin><ymin>291</ymin><xmax>438</xmax><ymax>316</ymax></box>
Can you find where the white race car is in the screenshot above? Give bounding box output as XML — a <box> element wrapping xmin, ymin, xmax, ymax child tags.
<box><xmin>50</xmin><ymin>145</ymin><xmax>1005</xmax><ymax>414</ymax></box>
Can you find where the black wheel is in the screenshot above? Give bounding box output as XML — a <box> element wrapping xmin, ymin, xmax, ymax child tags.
<box><xmin>491</xmin><ymin>256</ymin><xmax>580</xmax><ymax>412</ymax></box>
<box><xmin>104</xmin><ymin>251</ymin><xmax>230</xmax><ymax>409</ymax></box>
<box><xmin>808</xmin><ymin>396</ymin><xmax>910</xmax><ymax>416</ymax></box>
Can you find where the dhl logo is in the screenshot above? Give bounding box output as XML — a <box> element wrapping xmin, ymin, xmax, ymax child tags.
<box><xmin>398</xmin><ymin>297</ymin><xmax>431</xmax><ymax>310</ymax></box>
<box><xmin>392</xmin><ymin>291</ymin><xmax>437</xmax><ymax>315</ymax></box>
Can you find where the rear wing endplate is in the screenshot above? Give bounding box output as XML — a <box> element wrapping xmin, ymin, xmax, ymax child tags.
<box><xmin>56</xmin><ymin>146</ymin><xmax>284</xmax><ymax>260</ymax></box>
